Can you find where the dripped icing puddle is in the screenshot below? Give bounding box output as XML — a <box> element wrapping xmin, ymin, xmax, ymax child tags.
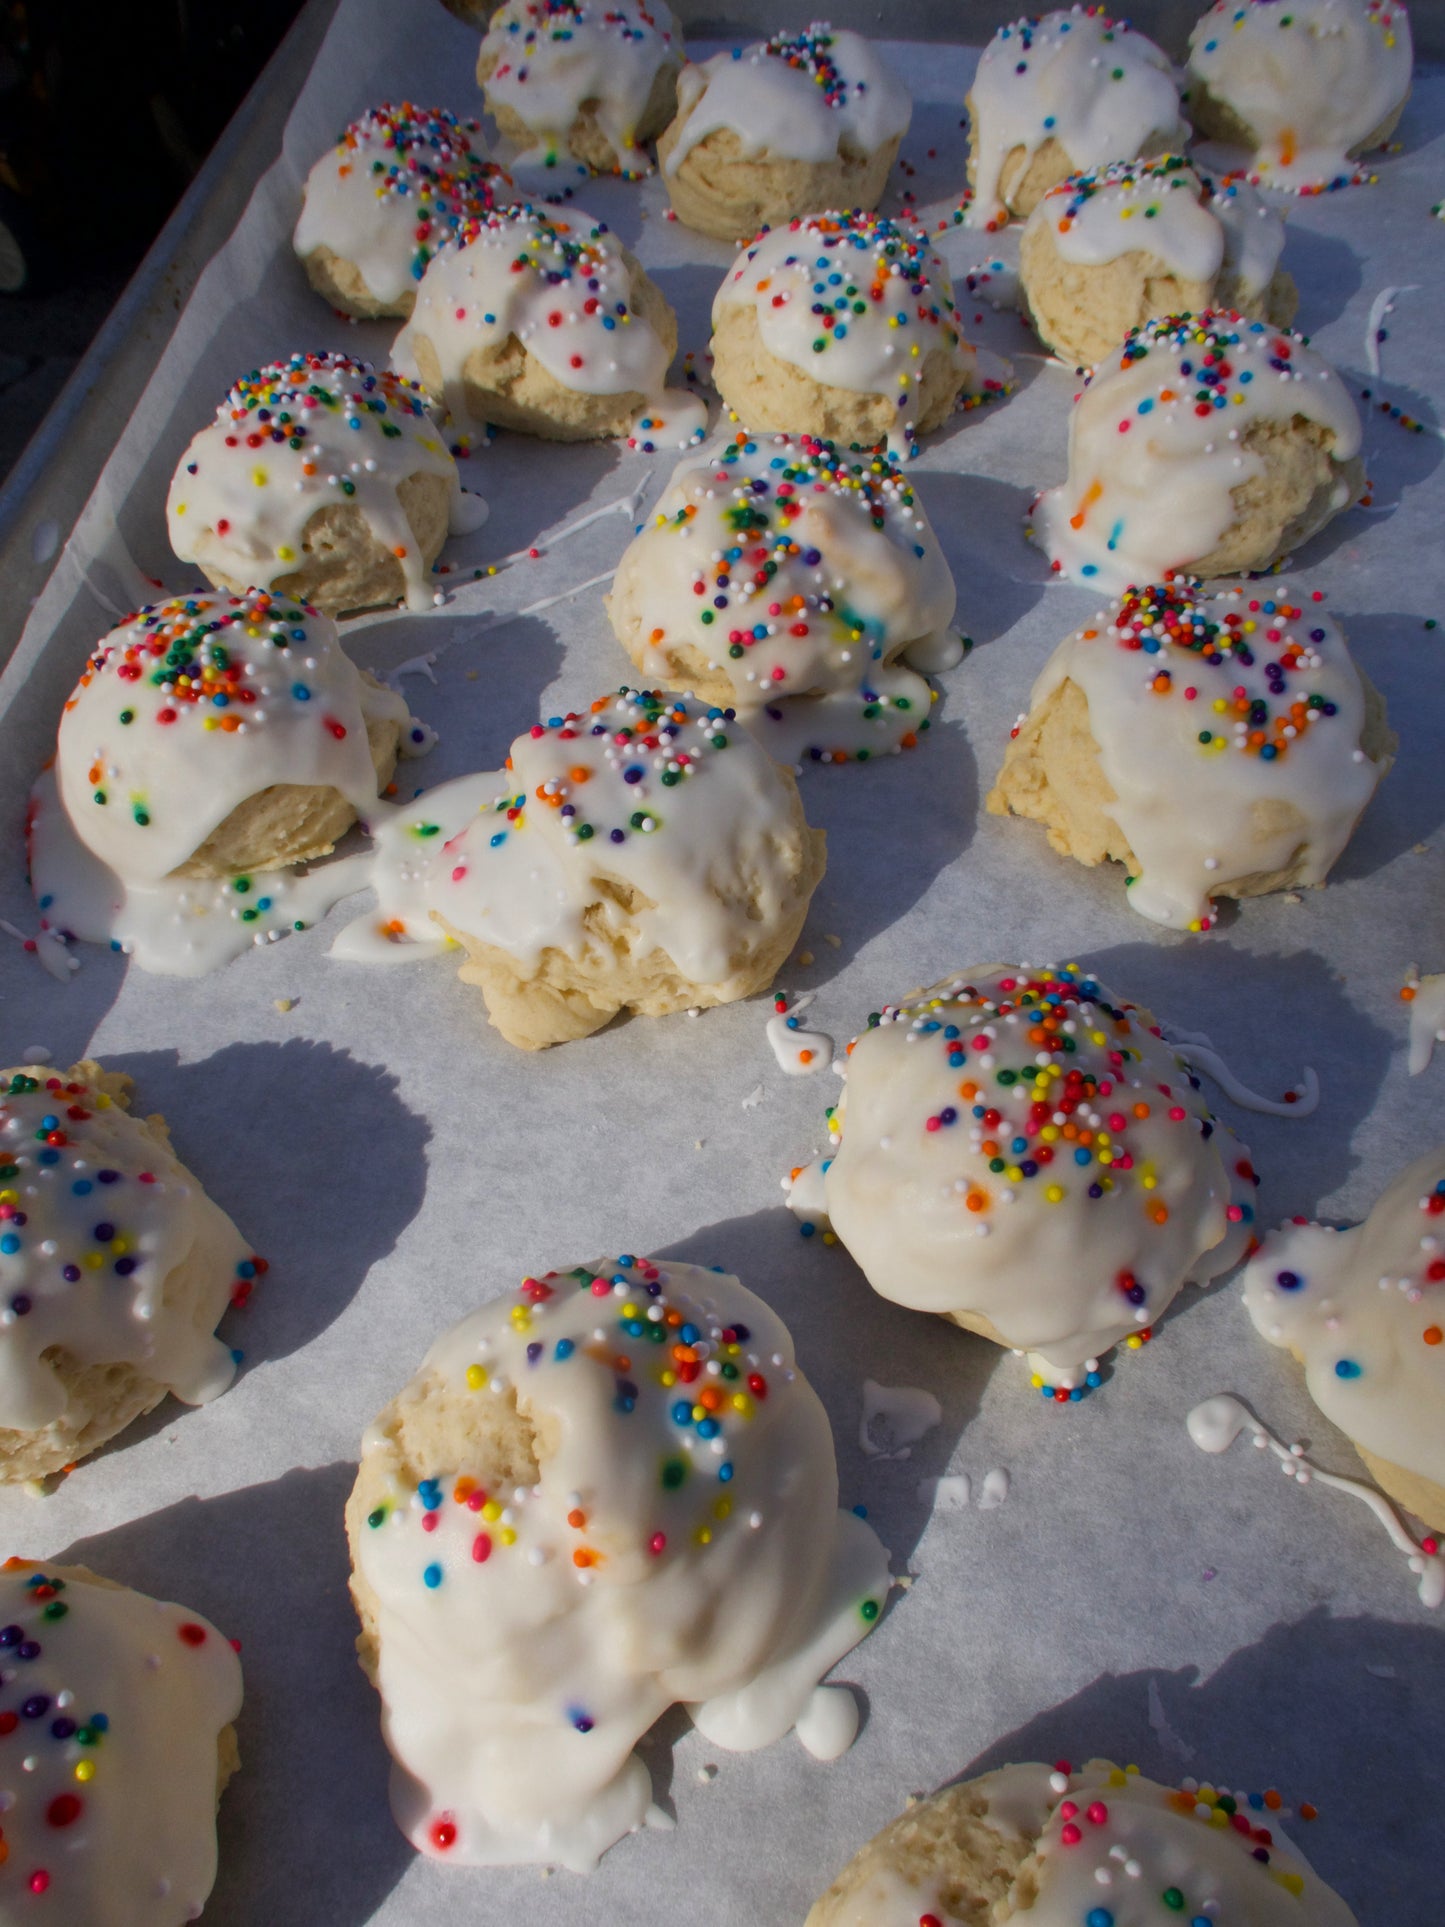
<box><xmin>1187</xmin><ymin>1394</ymin><xmax>1443</xmax><ymax>1608</ymax></box>
<box><xmin>860</xmin><ymin>1380</ymin><xmax>942</xmax><ymax>1461</ymax></box>
<box><xmin>766</xmin><ymin>994</ymin><xmax>833</xmax><ymax>1076</ymax></box>
<box><xmin>1402</xmin><ymin>968</ymin><xmax>1445</xmax><ymax>1074</ymax></box>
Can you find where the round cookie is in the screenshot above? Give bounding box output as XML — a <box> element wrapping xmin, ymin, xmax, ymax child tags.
<box><xmin>1243</xmin><ymin>1149</ymin><xmax>1445</xmax><ymax>1532</ymax></box>
<box><xmin>658</xmin><ymin>25</ymin><xmax>911</xmax><ymax>242</ymax></box>
<box><xmin>710</xmin><ymin>212</ymin><xmax>980</xmax><ymax>460</ymax></box>
<box><xmin>167</xmin><ymin>350</ymin><xmax>488</xmax><ymax>616</ymax></box>
<box><xmin>808</xmin><ymin>1757</ymin><xmax>1358</xmax><ymax>1925</ymax></box>
<box><xmin>987</xmin><ymin>583</ymin><xmax>1394</xmax><ymax>930</ymax></box>
<box><xmin>392</xmin><ymin>204</ymin><xmax>685</xmax><ymax>443</ymax></box>
<box><xmin>54</xmin><ymin>589</ymin><xmax>410</xmax><ymax>883</ymax></box>
<box><xmin>1187</xmin><ymin>0</ymin><xmax>1413</xmax><ymax>192</ymax></box>
<box><xmin>0</xmin><ymin>1062</ymin><xmax>255</xmax><ymax>1481</ymax></box>
<box><xmin>1020</xmin><ymin>155</ymin><xmax>1297</xmax><ymax>371</ymax></box>
<box><xmin>1029</xmin><ymin>311</ymin><xmax>1364</xmax><ymax>591</ymax></box>
<box><xmin>475</xmin><ymin>0</ymin><xmax>683</xmax><ymax>180</ymax></box>
<box><xmin>344</xmin><ymin>687</ymin><xmax>826</xmax><ymax>1046</ymax></box>
<box><xmin>605</xmin><ymin>431</ymin><xmax>957</xmax><ymax>765</ymax></box>
<box><xmin>787</xmin><ymin>962</ymin><xmax>1257</xmax><ymax>1395</ymax></box>
<box><xmin>292</xmin><ymin>102</ymin><xmax>512</xmax><ymax>320</ymax></box>
<box><xmin>965</xmin><ymin>9</ymin><xmax>1186</xmax><ymax>230</ymax></box>
<box><xmin>0</xmin><ymin>1559</ymin><xmax>243</xmax><ymax>1925</ymax></box>
<box><xmin>346</xmin><ymin>1253</ymin><xmax>889</xmax><ymax>1870</ymax></box>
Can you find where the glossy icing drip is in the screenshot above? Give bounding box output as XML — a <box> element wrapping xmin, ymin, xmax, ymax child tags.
<box><xmin>1188</xmin><ymin>0</ymin><xmax>1412</xmax><ymax>189</ymax></box>
<box><xmin>166</xmin><ymin>352</ymin><xmax>482</xmax><ymax>612</ymax></box>
<box><xmin>31</xmin><ymin>589</ymin><xmax>413</xmax><ymax>976</ymax></box>
<box><xmin>0</xmin><ymin>1562</ymin><xmax>243</xmax><ymax>1926</ymax></box>
<box><xmin>479</xmin><ymin>0</ymin><xmax>682</xmax><ymax>178</ymax></box>
<box><xmin>293</xmin><ymin>103</ymin><xmax>512</xmax><ymax>306</ymax></box>
<box><xmin>1032</xmin><ymin>154</ymin><xmax>1285</xmax><ymax>299</ymax></box>
<box><xmin>1031</xmin><ymin>311</ymin><xmax>1362</xmax><ymax>591</ymax></box>
<box><xmin>339</xmin><ymin>689</ymin><xmax>812</xmax><ymax>986</ymax></box>
<box><xmin>1243</xmin><ymin>1150</ymin><xmax>1445</xmax><ymax>1490</ymax></box>
<box><xmin>609</xmin><ymin>431</ymin><xmax>956</xmax><ymax>764</ymax></box>
<box><xmin>1019</xmin><ymin>583</ymin><xmax>1386</xmax><ymax>927</ymax></box>
<box><xmin>966</xmin><ymin>9</ymin><xmax>1185</xmax><ymax>229</ymax></box>
<box><xmin>712</xmin><ymin>212</ymin><xmax>978</xmax><ymax>459</ymax></box>
<box><xmin>354</xmin><ymin>1256</ymin><xmax>888</xmax><ymax>1870</ymax></box>
<box><xmin>392</xmin><ymin>205</ymin><xmax>677</xmax><ymax>426</ymax></box>
<box><xmin>0</xmin><ymin>1068</ymin><xmax>251</xmax><ymax>1433</ymax></box>
<box><xmin>789</xmin><ymin>963</ymin><xmax>1255</xmax><ymax>1389</ymax></box>
<box><xmin>665</xmin><ymin>25</ymin><xmax>910</xmax><ymax>171</ymax></box>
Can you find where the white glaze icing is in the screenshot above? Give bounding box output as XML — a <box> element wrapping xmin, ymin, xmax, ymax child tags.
<box><xmin>167</xmin><ymin>352</ymin><xmax>484</xmax><ymax>614</ymax></box>
<box><xmin>1027</xmin><ymin>154</ymin><xmax>1285</xmax><ymax>301</ymax></box>
<box><xmin>392</xmin><ymin>205</ymin><xmax>691</xmax><ymax>442</ymax></box>
<box><xmin>788</xmin><ymin>963</ymin><xmax>1256</xmax><ymax>1388</ymax></box>
<box><xmin>1242</xmin><ymin>1150</ymin><xmax>1445</xmax><ymax>1493</ymax></box>
<box><xmin>0</xmin><ymin>1066</ymin><xmax>251</xmax><ymax>1436</ymax></box>
<box><xmin>1402</xmin><ymin>968</ymin><xmax>1445</xmax><ymax>1073</ymax></box>
<box><xmin>32</xmin><ymin>589</ymin><xmax>415</xmax><ymax>977</ymax></box>
<box><xmin>337</xmin><ymin>689</ymin><xmax>817</xmax><ymax>992</ymax></box>
<box><xmin>711</xmin><ymin>214</ymin><xmax>980</xmax><ymax>460</ymax></box>
<box><xmin>1167</xmin><ymin>1032</ymin><xmax>1319</xmax><ymax>1116</ymax></box>
<box><xmin>665</xmin><ymin>26</ymin><xmax>910</xmax><ymax>172</ymax></box>
<box><xmin>859</xmin><ymin>1379</ymin><xmax>941</xmax><ymax>1459</ymax></box>
<box><xmin>607</xmin><ymin>431</ymin><xmax>956</xmax><ymax>764</ymax></box>
<box><xmin>966</xmin><ymin>9</ymin><xmax>1185</xmax><ymax>230</ymax></box>
<box><xmin>1011</xmin><ymin>583</ymin><xmax>1387</xmax><ymax>927</ymax></box>
<box><xmin>768</xmin><ymin>995</ymin><xmax>834</xmax><ymax>1076</ymax></box>
<box><xmin>1187</xmin><ymin>1394</ymin><xmax>1444</xmax><ymax>1607</ymax></box>
<box><xmin>0</xmin><ymin>1561</ymin><xmax>243</xmax><ymax>1925</ymax></box>
<box><xmin>477</xmin><ymin>0</ymin><xmax>682</xmax><ymax>179</ymax></box>
<box><xmin>814</xmin><ymin>1759</ymin><xmax>1359</xmax><ymax>1925</ymax></box>
<box><xmin>1031</xmin><ymin>311</ymin><xmax>1362</xmax><ymax>592</ymax></box>
<box><xmin>293</xmin><ymin>103</ymin><xmax>511</xmax><ymax>309</ymax></box>
<box><xmin>1188</xmin><ymin>0</ymin><xmax>1412</xmax><ymax>190</ymax></box>
<box><xmin>353</xmin><ymin>1255</ymin><xmax>889</xmax><ymax>1870</ymax></box>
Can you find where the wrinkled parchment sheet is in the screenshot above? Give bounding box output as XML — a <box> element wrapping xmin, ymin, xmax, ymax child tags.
<box><xmin>0</xmin><ymin>5</ymin><xmax>1442</xmax><ymax>1921</ymax></box>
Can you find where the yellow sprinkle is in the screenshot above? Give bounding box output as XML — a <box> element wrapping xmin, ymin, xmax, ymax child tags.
<box><xmin>694</xmin><ymin>1526</ymin><xmax>712</xmax><ymax>1546</ymax></box>
<box><xmin>482</xmin><ymin>1500</ymin><xmax>502</xmax><ymax>1522</ymax></box>
<box><xmin>74</xmin><ymin>1760</ymin><xmax>94</xmax><ymax>1783</ymax></box>
<box><xmin>252</xmin><ymin>468</ymin><xmax>267</xmax><ymax>486</ymax></box>
<box><xmin>730</xmin><ymin>1393</ymin><xmax>752</xmax><ymax>1416</ymax></box>
<box><xmin>83</xmin><ymin>1252</ymin><xmax>104</xmax><ymax>1271</ymax></box>
<box><xmin>1045</xmin><ymin>1184</ymin><xmax>1065</xmax><ymax>1203</ymax></box>
<box><xmin>713</xmin><ymin>1497</ymin><xmax>731</xmax><ymax>1520</ymax></box>
<box><xmin>500</xmin><ymin>1527</ymin><xmax>517</xmax><ymax>1546</ymax></box>
<box><xmin>1108</xmin><ymin>1768</ymin><xmax>1128</xmax><ymax>1787</ymax></box>
<box><xmin>659</xmin><ymin>1369</ymin><xmax>676</xmax><ymax>1388</ymax></box>
<box><xmin>174</xmin><ymin>502</ymin><xmax>186</xmax><ymax>516</ymax></box>
<box><xmin>276</xmin><ymin>546</ymin><xmax>296</xmax><ymax>562</ymax></box>
<box><xmin>465</xmin><ymin>1364</ymin><xmax>487</xmax><ymax>1390</ymax></box>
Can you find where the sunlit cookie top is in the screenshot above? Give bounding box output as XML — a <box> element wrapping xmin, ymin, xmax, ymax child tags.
<box><xmin>1188</xmin><ymin>0</ymin><xmax>1413</xmax><ymax>190</ymax></box>
<box><xmin>54</xmin><ymin>588</ymin><xmax>393</xmax><ymax>884</ymax></box>
<box><xmin>966</xmin><ymin>8</ymin><xmax>1184</xmax><ymax>228</ymax></box>
<box><xmin>293</xmin><ymin>102</ymin><xmax>512</xmax><ymax>307</ymax></box>
<box><xmin>665</xmin><ymin>24</ymin><xmax>910</xmax><ymax>170</ymax></box>
<box><xmin>0</xmin><ymin>1561</ymin><xmax>243</xmax><ymax>1925</ymax></box>
<box><xmin>1029</xmin><ymin>310</ymin><xmax>1361</xmax><ymax>591</ymax></box>
<box><xmin>166</xmin><ymin>350</ymin><xmax>470</xmax><ymax>612</ymax></box>
<box><xmin>1244</xmin><ymin>1148</ymin><xmax>1445</xmax><ymax>1489</ymax></box>
<box><xmin>477</xmin><ymin>0</ymin><xmax>683</xmax><ymax>177</ymax></box>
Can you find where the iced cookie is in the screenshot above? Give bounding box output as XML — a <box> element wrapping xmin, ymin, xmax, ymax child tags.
<box><xmin>787</xmin><ymin>963</ymin><xmax>1257</xmax><ymax>1396</ymax></box>
<box><xmin>658</xmin><ymin>25</ymin><xmax>911</xmax><ymax>242</ymax></box>
<box><xmin>808</xmin><ymin>1757</ymin><xmax>1358</xmax><ymax>1926</ymax></box>
<box><xmin>341</xmin><ymin>688</ymin><xmax>825</xmax><ymax>1046</ymax></box>
<box><xmin>392</xmin><ymin>204</ymin><xmax>693</xmax><ymax>443</ymax></box>
<box><xmin>293</xmin><ymin>103</ymin><xmax>512</xmax><ymax>320</ymax></box>
<box><xmin>0</xmin><ymin>1062</ymin><xmax>255</xmax><ymax>1480</ymax></box>
<box><xmin>1029</xmin><ymin>311</ymin><xmax>1363</xmax><ymax>591</ymax></box>
<box><xmin>987</xmin><ymin>583</ymin><xmax>1393</xmax><ymax>930</ymax></box>
<box><xmin>1019</xmin><ymin>156</ymin><xmax>1296</xmax><ymax>371</ymax></box>
<box><xmin>0</xmin><ymin>1560</ymin><xmax>243</xmax><ymax>1925</ymax></box>
<box><xmin>167</xmin><ymin>350</ymin><xmax>487</xmax><ymax>616</ymax></box>
<box><xmin>1187</xmin><ymin>0</ymin><xmax>1413</xmax><ymax>191</ymax></box>
<box><xmin>605</xmin><ymin>431</ymin><xmax>958</xmax><ymax>765</ymax></box>
<box><xmin>965</xmin><ymin>9</ymin><xmax>1186</xmax><ymax>230</ymax></box>
<box><xmin>475</xmin><ymin>0</ymin><xmax>683</xmax><ymax>180</ymax></box>
<box><xmin>1243</xmin><ymin>1149</ymin><xmax>1445</xmax><ymax>1532</ymax></box>
<box><xmin>346</xmin><ymin>1253</ymin><xmax>889</xmax><ymax>1870</ymax></box>
<box><xmin>30</xmin><ymin>589</ymin><xmax>423</xmax><ymax>974</ymax></box>
<box><xmin>710</xmin><ymin>212</ymin><xmax>980</xmax><ymax>459</ymax></box>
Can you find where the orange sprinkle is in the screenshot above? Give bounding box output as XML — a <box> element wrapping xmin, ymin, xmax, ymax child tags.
<box><xmin>1424</xmin><ymin>1326</ymin><xmax>1442</xmax><ymax>1346</ymax></box>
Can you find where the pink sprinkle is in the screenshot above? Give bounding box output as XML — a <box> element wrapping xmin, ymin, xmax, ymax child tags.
<box><xmin>472</xmin><ymin>1533</ymin><xmax>492</xmax><ymax>1563</ymax></box>
<box><xmin>1061</xmin><ymin>1822</ymin><xmax>1082</xmax><ymax>1846</ymax></box>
